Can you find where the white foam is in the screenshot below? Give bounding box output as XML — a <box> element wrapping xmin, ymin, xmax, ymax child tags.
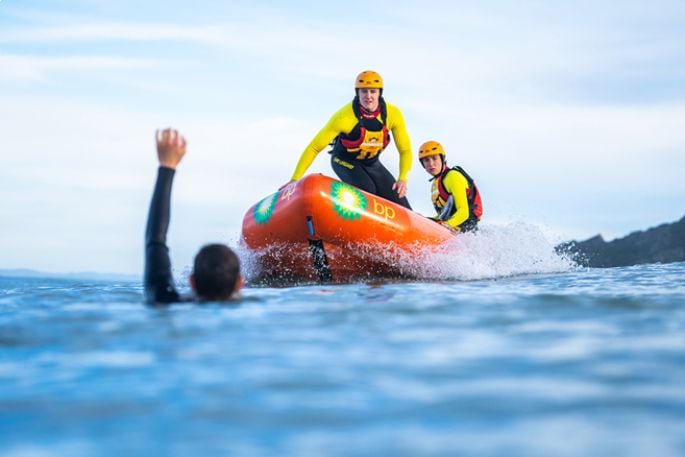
<box><xmin>238</xmin><ymin>220</ymin><xmax>575</xmax><ymax>284</ymax></box>
<box><xmin>412</xmin><ymin>221</ymin><xmax>575</xmax><ymax>281</ymax></box>
<box><xmin>38</xmin><ymin>351</ymin><xmax>155</xmax><ymax>368</ymax></box>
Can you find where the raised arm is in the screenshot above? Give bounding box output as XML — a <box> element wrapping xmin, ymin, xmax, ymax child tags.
<box><xmin>144</xmin><ymin>129</ymin><xmax>187</xmax><ymax>304</ymax></box>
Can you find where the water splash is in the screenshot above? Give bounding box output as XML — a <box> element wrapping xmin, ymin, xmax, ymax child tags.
<box><xmin>412</xmin><ymin>221</ymin><xmax>575</xmax><ymax>281</ymax></box>
<box><xmin>237</xmin><ymin>221</ymin><xmax>575</xmax><ymax>285</ymax></box>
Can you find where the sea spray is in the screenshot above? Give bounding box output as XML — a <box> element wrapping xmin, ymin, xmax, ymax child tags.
<box><xmin>236</xmin><ymin>221</ymin><xmax>575</xmax><ymax>286</ymax></box>
<box><xmin>414</xmin><ymin>221</ymin><xmax>576</xmax><ymax>281</ymax></box>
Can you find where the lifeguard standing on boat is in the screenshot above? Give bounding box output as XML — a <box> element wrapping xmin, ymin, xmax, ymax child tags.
<box><xmin>285</xmin><ymin>70</ymin><xmax>413</xmax><ymax>209</ymax></box>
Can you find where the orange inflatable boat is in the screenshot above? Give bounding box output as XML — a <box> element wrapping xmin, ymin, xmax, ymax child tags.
<box><xmin>240</xmin><ymin>174</ymin><xmax>455</xmax><ymax>284</ymax></box>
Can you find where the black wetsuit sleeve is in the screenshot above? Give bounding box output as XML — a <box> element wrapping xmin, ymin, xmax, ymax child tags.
<box><xmin>144</xmin><ymin>167</ymin><xmax>181</xmax><ymax>304</ymax></box>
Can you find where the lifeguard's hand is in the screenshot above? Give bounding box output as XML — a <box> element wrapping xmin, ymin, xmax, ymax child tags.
<box><xmin>392</xmin><ymin>180</ymin><xmax>408</xmax><ymax>199</ymax></box>
<box><xmin>156</xmin><ymin>128</ymin><xmax>187</xmax><ymax>169</ymax></box>
<box><xmin>279</xmin><ymin>179</ymin><xmax>297</xmax><ymax>190</ymax></box>
<box><xmin>437</xmin><ymin>220</ymin><xmax>460</xmax><ymax>234</ymax></box>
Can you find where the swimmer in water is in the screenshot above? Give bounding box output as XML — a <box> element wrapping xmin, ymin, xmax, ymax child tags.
<box><xmin>144</xmin><ymin>128</ymin><xmax>243</xmax><ymax>304</ymax></box>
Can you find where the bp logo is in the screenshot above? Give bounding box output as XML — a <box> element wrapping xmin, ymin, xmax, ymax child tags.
<box><xmin>253</xmin><ymin>192</ymin><xmax>279</xmax><ymax>224</ymax></box>
<box><xmin>330</xmin><ymin>181</ymin><xmax>367</xmax><ymax>221</ymax></box>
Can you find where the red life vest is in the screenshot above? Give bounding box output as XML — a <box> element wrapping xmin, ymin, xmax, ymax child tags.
<box><xmin>332</xmin><ymin>98</ymin><xmax>391</xmax><ymax>161</ymax></box>
<box><xmin>433</xmin><ymin>165</ymin><xmax>483</xmax><ymax>223</ymax></box>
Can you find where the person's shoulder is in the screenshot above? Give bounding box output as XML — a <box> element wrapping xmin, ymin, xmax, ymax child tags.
<box><xmin>444</xmin><ymin>167</ymin><xmax>469</xmax><ymax>187</ymax></box>
<box><xmin>331</xmin><ymin>101</ymin><xmax>355</xmax><ymax>118</ymax></box>
<box><xmin>326</xmin><ymin>102</ymin><xmax>357</xmax><ymax>129</ymax></box>
<box><xmin>383</xmin><ymin>101</ymin><xmax>405</xmax><ymax>125</ymax></box>
<box><xmin>384</xmin><ymin>100</ymin><xmax>403</xmax><ymax>114</ymax></box>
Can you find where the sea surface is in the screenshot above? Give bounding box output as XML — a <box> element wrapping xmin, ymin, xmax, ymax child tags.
<box><xmin>1</xmin><ymin>226</ymin><xmax>684</xmax><ymax>457</ymax></box>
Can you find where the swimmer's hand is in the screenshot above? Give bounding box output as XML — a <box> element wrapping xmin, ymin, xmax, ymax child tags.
<box><xmin>156</xmin><ymin>128</ymin><xmax>187</xmax><ymax>169</ymax></box>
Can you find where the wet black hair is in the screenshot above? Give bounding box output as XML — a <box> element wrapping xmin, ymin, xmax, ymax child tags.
<box><xmin>193</xmin><ymin>244</ymin><xmax>240</xmax><ymax>301</ymax></box>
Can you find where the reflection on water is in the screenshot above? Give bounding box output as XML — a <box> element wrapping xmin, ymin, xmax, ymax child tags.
<box><xmin>1</xmin><ymin>263</ymin><xmax>685</xmax><ymax>456</ymax></box>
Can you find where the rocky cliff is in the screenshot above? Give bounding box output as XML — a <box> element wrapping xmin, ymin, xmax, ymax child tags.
<box><xmin>557</xmin><ymin>215</ymin><xmax>685</xmax><ymax>267</ymax></box>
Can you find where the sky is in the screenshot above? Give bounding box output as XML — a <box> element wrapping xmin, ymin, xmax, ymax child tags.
<box><xmin>1</xmin><ymin>0</ymin><xmax>684</xmax><ymax>275</ymax></box>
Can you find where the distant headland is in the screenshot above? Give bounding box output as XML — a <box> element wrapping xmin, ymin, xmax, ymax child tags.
<box><xmin>558</xmin><ymin>215</ymin><xmax>685</xmax><ymax>268</ymax></box>
<box><xmin>0</xmin><ymin>269</ymin><xmax>138</xmax><ymax>282</ymax></box>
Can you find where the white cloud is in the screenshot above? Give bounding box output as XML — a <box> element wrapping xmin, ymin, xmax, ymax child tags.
<box><xmin>1</xmin><ymin>1</ymin><xmax>684</xmax><ymax>272</ymax></box>
<box><xmin>0</xmin><ymin>22</ymin><xmax>226</xmax><ymax>43</ymax></box>
<box><xmin>0</xmin><ymin>53</ymin><xmax>167</xmax><ymax>82</ymax></box>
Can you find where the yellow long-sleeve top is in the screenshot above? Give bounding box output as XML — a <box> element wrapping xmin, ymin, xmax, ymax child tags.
<box><xmin>290</xmin><ymin>101</ymin><xmax>412</xmax><ymax>181</ymax></box>
<box><xmin>432</xmin><ymin>170</ymin><xmax>472</xmax><ymax>230</ymax></box>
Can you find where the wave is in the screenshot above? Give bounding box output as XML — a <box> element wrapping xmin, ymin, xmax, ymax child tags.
<box><xmin>236</xmin><ymin>220</ymin><xmax>574</xmax><ymax>285</ymax></box>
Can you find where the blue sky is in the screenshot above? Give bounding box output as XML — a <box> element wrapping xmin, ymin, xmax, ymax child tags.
<box><xmin>1</xmin><ymin>0</ymin><xmax>684</xmax><ymax>274</ymax></box>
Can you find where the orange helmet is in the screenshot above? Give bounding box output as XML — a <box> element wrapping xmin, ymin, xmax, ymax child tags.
<box><xmin>355</xmin><ymin>70</ymin><xmax>383</xmax><ymax>89</ymax></box>
<box><xmin>418</xmin><ymin>140</ymin><xmax>445</xmax><ymax>160</ymax></box>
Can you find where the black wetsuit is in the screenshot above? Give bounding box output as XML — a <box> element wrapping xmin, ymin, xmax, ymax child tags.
<box><xmin>330</xmin><ymin>155</ymin><xmax>412</xmax><ymax>209</ymax></box>
<box><xmin>328</xmin><ymin>98</ymin><xmax>412</xmax><ymax>210</ymax></box>
<box><xmin>144</xmin><ymin>167</ymin><xmax>183</xmax><ymax>304</ymax></box>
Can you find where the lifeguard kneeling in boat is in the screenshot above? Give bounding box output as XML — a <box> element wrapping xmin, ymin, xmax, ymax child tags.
<box><xmin>418</xmin><ymin>140</ymin><xmax>483</xmax><ymax>233</ymax></box>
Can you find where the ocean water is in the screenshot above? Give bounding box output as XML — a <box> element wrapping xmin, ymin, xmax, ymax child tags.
<box><xmin>1</xmin><ymin>225</ymin><xmax>684</xmax><ymax>457</ymax></box>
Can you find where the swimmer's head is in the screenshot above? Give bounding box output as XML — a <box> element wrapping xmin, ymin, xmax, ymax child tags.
<box><xmin>190</xmin><ymin>244</ymin><xmax>242</xmax><ymax>301</ymax></box>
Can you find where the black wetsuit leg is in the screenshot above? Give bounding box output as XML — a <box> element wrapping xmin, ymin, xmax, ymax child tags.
<box><xmin>364</xmin><ymin>160</ymin><xmax>412</xmax><ymax>209</ymax></box>
<box><xmin>144</xmin><ymin>167</ymin><xmax>180</xmax><ymax>304</ymax></box>
<box><xmin>459</xmin><ymin>218</ymin><xmax>479</xmax><ymax>233</ymax></box>
<box><xmin>331</xmin><ymin>155</ymin><xmax>377</xmax><ymax>194</ymax></box>
<box><xmin>330</xmin><ymin>155</ymin><xmax>412</xmax><ymax>209</ymax></box>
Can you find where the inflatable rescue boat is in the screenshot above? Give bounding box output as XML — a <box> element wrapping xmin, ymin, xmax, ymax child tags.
<box><xmin>240</xmin><ymin>174</ymin><xmax>455</xmax><ymax>284</ymax></box>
